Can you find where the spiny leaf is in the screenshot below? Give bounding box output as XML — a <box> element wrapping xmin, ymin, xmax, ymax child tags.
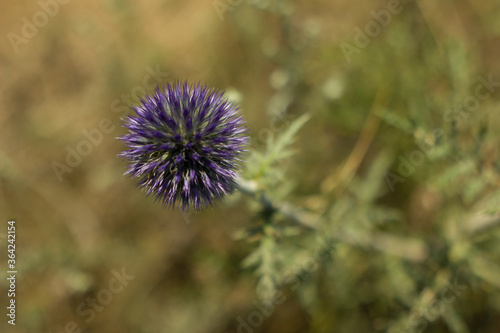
<box><xmin>267</xmin><ymin>113</ymin><xmax>311</xmax><ymax>158</ymax></box>
<box><xmin>252</xmin><ymin>113</ymin><xmax>310</xmax><ymax>180</ymax></box>
<box><xmin>433</xmin><ymin>159</ymin><xmax>476</xmax><ymax>189</ymax></box>
<box><xmin>354</xmin><ymin>151</ymin><xmax>393</xmax><ymax>202</ymax></box>
<box><xmin>484</xmin><ymin>189</ymin><xmax>500</xmax><ymax>214</ymax></box>
<box><xmin>463</xmin><ymin>177</ymin><xmax>487</xmax><ymax>205</ymax></box>
<box><xmin>242</xmin><ymin>234</ymin><xmax>280</xmax><ymax>300</ymax></box>
<box><xmin>375</xmin><ymin>109</ymin><xmax>414</xmax><ymax>134</ymax></box>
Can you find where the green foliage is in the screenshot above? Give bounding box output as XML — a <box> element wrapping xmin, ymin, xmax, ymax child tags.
<box><xmin>236</xmin><ymin>7</ymin><xmax>500</xmax><ymax>332</ymax></box>
<box><xmin>246</xmin><ymin>113</ymin><xmax>310</xmax><ymax>185</ymax></box>
<box><xmin>241</xmin><ymin>229</ymin><xmax>280</xmax><ymax>300</ymax></box>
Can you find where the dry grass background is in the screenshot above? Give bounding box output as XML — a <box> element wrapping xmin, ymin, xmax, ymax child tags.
<box><xmin>1</xmin><ymin>0</ymin><xmax>500</xmax><ymax>332</ymax></box>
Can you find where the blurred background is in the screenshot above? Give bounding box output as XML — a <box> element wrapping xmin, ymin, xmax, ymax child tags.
<box><xmin>1</xmin><ymin>0</ymin><xmax>500</xmax><ymax>332</ymax></box>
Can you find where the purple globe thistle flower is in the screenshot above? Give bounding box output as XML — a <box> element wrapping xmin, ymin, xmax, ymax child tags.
<box><xmin>119</xmin><ymin>81</ymin><xmax>248</xmax><ymax>211</ymax></box>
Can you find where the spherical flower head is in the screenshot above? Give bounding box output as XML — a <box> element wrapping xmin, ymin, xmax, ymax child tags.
<box><xmin>119</xmin><ymin>81</ymin><xmax>248</xmax><ymax>211</ymax></box>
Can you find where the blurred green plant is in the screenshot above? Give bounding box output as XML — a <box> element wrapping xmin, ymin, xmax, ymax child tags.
<box><xmin>231</xmin><ymin>24</ymin><xmax>500</xmax><ymax>329</ymax></box>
